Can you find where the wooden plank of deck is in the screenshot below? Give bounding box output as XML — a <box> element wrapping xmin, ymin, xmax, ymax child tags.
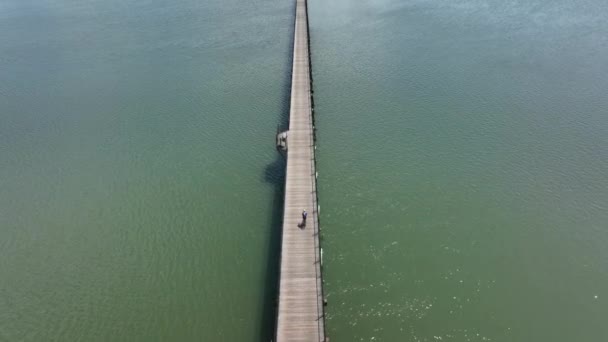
<box><xmin>275</xmin><ymin>0</ymin><xmax>325</xmax><ymax>341</ymax></box>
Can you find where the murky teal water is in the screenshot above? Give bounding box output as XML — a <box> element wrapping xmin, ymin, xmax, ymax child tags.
<box><xmin>310</xmin><ymin>0</ymin><xmax>608</xmax><ymax>341</ymax></box>
<box><xmin>2</xmin><ymin>0</ymin><xmax>608</xmax><ymax>341</ymax></box>
<box><xmin>1</xmin><ymin>0</ymin><xmax>292</xmax><ymax>340</ymax></box>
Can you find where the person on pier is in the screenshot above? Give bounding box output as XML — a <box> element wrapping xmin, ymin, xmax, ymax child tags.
<box><xmin>299</xmin><ymin>210</ymin><xmax>307</xmax><ymax>228</ymax></box>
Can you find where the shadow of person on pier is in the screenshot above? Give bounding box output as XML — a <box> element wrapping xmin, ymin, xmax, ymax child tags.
<box><xmin>298</xmin><ymin>217</ymin><xmax>306</xmax><ymax>229</ymax></box>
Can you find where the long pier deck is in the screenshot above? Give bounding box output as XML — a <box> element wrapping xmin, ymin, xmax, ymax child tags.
<box><xmin>275</xmin><ymin>0</ymin><xmax>325</xmax><ymax>341</ymax></box>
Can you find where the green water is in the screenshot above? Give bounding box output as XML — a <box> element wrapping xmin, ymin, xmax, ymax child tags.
<box><xmin>2</xmin><ymin>0</ymin><xmax>608</xmax><ymax>341</ymax></box>
<box><xmin>310</xmin><ymin>0</ymin><xmax>608</xmax><ymax>341</ymax></box>
<box><xmin>1</xmin><ymin>0</ymin><xmax>292</xmax><ymax>340</ymax></box>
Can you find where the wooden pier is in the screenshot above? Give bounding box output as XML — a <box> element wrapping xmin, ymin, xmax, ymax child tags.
<box><xmin>275</xmin><ymin>0</ymin><xmax>325</xmax><ymax>341</ymax></box>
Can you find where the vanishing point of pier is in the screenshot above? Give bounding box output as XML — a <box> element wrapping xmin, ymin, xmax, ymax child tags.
<box><xmin>275</xmin><ymin>0</ymin><xmax>326</xmax><ymax>341</ymax></box>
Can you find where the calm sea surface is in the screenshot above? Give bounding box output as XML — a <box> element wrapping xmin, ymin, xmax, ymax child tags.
<box><xmin>1</xmin><ymin>0</ymin><xmax>292</xmax><ymax>340</ymax></box>
<box><xmin>310</xmin><ymin>0</ymin><xmax>608</xmax><ymax>341</ymax></box>
<box><xmin>2</xmin><ymin>0</ymin><xmax>608</xmax><ymax>341</ymax></box>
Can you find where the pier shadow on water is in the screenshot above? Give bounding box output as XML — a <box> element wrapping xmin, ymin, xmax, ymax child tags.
<box><xmin>258</xmin><ymin>4</ymin><xmax>294</xmax><ymax>340</ymax></box>
<box><xmin>259</xmin><ymin>156</ymin><xmax>286</xmax><ymax>342</ymax></box>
